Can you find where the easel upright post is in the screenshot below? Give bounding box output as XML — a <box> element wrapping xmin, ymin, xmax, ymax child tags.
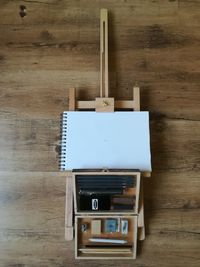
<box><xmin>100</xmin><ymin>9</ymin><xmax>109</xmax><ymax>98</ymax></box>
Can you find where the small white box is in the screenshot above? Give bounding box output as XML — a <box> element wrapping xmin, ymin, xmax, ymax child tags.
<box><xmin>121</xmin><ymin>220</ymin><xmax>128</xmax><ymax>235</ymax></box>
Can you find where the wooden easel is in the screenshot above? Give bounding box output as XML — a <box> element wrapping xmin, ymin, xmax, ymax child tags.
<box><xmin>64</xmin><ymin>9</ymin><xmax>150</xmax><ymax>244</ymax></box>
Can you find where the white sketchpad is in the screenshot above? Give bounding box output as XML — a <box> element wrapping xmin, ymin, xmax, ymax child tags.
<box><xmin>60</xmin><ymin>111</ymin><xmax>151</xmax><ymax>171</ymax></box>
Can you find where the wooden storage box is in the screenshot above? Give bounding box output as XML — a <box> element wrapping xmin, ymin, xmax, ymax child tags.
<box><xmin>73</xmin><ymin>170</ymin><xmax>140</xmax><ymax>259</ymax></box>
<box><xmin>75</xmin><ymin>215</ymin><xmax>138</xmax><ymax>259</ymax></box>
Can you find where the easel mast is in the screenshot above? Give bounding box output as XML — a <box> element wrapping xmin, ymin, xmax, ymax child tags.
<box><xmin>100</xmin><ymin>9</ymin><xmax>109</xmax><ymax>98</ymax></box>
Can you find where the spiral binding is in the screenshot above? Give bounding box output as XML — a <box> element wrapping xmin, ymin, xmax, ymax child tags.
<box><xmin>60</xmin><ymin>112</ymin><xmax>67</xmax><ymax>171</ymax></box>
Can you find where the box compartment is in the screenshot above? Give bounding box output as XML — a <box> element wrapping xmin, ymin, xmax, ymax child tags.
<box><xmin>75</xmin><ymin>215</ymin><xmax>138</xmax><ymax>259</ymax></box>
<box><xmin>73</xmin><ymin>170</ymin><xmax>140</xmax><ymax>214</ymax></box>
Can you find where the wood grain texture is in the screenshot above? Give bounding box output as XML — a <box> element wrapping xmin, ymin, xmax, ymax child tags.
<box><xmin>0</xmin><ymin>1</ymin><xmax>199</xmax><ymax>266</ymax></box>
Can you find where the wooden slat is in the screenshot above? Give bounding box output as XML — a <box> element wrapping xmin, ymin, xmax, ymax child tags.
<box><xmin>68</xmin><ymin>88</ymin><xmax>76</xmax><ymax>111</ymax></box>
<box><xmin>115</xmin><ymin>100</ymin><xmax>135</xmax><ymax>109</ymax></box>
<box><xmin>77</xmin><ymin>100</ymin><xmax>95</xmax><ymax>109</ymax></box>
<box><xmin>77</xmin><ymin>100</ymin><xmax>135</xmax><ymax>109</ymax></box>
<box><xmin>66</xmin><ymin>87</ymin><xmax>76</xmax><ymax>241</ymax></box>
<box><xmin>133</xmin><ymin>87</ymin><xmax>140</xmax><ymax>111</ymax></box>
<box><xmin>138</xmin><ymin>178</ymin><xmax>145</xmax><ymax>241</ymax></box>
<box><xmin>65</xmin><ymin>175</ymin><xmax>73</xmax><ymax>241</ymax></box>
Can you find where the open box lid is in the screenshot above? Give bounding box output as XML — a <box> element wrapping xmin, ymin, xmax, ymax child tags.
<box><xmin>73</xmin><ymin>169</ymin><xmax>141</xmax><ymax>215</ymax></box>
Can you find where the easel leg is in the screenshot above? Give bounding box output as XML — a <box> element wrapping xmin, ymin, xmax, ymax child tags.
<box><xmin>64</xmin><ymin>88</ymin><xmax>76</xmax><ymax>241</ymax></box>
<box><xmin>65</xmin><ymin>175</ymin><xmax>73</xmax><ymax>240</ymax></box>
<box><xmin>138</xmin><ymin>177</ymin><xmax>145</xmax><ymax>240</ymax></box>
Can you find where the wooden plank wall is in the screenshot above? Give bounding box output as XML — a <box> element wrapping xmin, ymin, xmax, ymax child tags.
<box><xmin>0</xmin><ymin>1</ymin><xmax>199</xmax><ymax>266</ymax></box>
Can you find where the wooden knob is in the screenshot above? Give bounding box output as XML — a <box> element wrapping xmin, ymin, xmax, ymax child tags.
<box><xmin>103</xmin><ymin>100</ymin><xmax>109</xmax><ymax>106</ymax></box>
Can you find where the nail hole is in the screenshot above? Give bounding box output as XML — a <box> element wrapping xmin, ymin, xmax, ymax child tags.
<box><xmin>19</xmin><ymin>5</ymin><xmax>26</xmax><ymax>18</ymax></box>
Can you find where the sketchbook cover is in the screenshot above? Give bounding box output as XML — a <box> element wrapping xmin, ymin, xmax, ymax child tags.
<box><xmin>60</xmin><ymin>111</ymin><xmax>151</xmax><ymax>172</ymax></box>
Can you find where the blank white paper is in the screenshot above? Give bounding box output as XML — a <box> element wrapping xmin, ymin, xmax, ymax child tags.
<box><xmin>61</xmin><ymin>111</ymin><xmax>151</xmax><ymax>171</ymax></box>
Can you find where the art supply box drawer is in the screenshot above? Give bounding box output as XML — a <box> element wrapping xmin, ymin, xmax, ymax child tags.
<box><xmin>75</xmin><ymin>215</ymin><xmax>138</xmax><ymax>259</ymax></box>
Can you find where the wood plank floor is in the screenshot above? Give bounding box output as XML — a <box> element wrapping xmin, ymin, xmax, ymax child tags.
<box><xmin>0</xmin><ymin>1</ymin><xmax>199</xmax><ymax>266</ymax></box>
